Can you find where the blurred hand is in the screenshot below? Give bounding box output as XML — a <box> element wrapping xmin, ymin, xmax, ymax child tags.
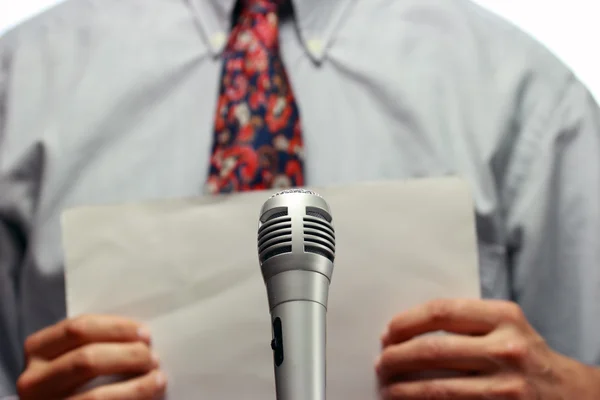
<box><xmin>376</xmin><ymin>299</ymin><xmax>599</xmax><ymax>399</ymax></box>
<box><xmin>17</xmin><ymin>315</ymin><xmax>167</xmax><ymax>400</ymax></box>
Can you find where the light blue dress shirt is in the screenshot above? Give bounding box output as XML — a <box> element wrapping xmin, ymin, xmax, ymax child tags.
<box><xmin>0</xmin><ymin>0</ymin><xmax>599</xmax><ymax>396</ymax></box>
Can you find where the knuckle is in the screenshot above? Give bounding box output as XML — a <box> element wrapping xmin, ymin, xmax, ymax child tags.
<box><xmin>500</xmin><ymin>302</ymin><xmax>525</xmax><ymax>323</ymax></box>
<box><xmin>493</xmin><ymin>338</ymin><xmax>529</xmax><ymax>364</ymax></box>
<box><xmin>378</xmin><ymin>349</ymin><xmax>396</xmax><ymax>371</ymax></box>
<box><xmin>419</xmin><ymin>336</ymin><xmax>444</xmax><ymax>360</ymax></box>
<box><xmin>128</xmin><ymin>341</ymin><xmax>151</xmax><ymax>363</ymax></box>
<box><xmin>65</xmin><ymin>315</ymin><xmax>92</xmax><ymax>342</ymax></box>
<box><xmin>71</xmin><ymin>347</ymin><xmax>98</xmax><ymax>376</ymax></box>
<box><xmin>427</xmin><ymin>299</ymin><xmax>453</xmax><ymax>323</ymax></box>
<box><xmin>23</xmin><ymin>336</ymin><xmax>38</xmax><ymax>357</ymax></box>
<box><xmin>111</xmin><ymin>318</ymin><xmax>133</xmax><ymax>336</ymax></box>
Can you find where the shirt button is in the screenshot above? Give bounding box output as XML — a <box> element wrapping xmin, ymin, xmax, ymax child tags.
<box><xmin>307</xmin><ymin>39</ymin><xmax>323</xmax><ymax>57</ymax></box>
<box><xmin>211</xmin><ymin>32</ymin><xmax>226</xmax><ymax>49</ymax></box>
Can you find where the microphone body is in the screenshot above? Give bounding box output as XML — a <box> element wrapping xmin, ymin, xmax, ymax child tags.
<box><xmin>258</xmin><ymin>189</ymin><xmax>336</xmax><ymax>400</ymax></box>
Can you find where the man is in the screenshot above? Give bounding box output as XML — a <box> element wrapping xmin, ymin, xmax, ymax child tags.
<box><xmin>0</xmin><ymin>0</ymin><xmax>599</xmax><ymax>398</ymax></box>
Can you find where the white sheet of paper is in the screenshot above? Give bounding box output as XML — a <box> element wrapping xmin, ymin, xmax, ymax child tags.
<box><xmin>62</xmin><ymin>177</ymin><xmax>481</xmax><ymax>399</ymax></box>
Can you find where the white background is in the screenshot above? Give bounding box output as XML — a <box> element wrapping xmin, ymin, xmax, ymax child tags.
<box><xmin>0</xmin><ymin>0</ymin><xmax>599</xmax><ymax>102</ymax></box>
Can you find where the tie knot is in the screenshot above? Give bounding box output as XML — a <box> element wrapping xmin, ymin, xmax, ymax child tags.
<box><xmin>230</xmin><ymin>0</ymin><xmax>284</xmax><ymax>51</ymax></box>
<box><xmin>241</xmin><ymin>0</ymin><xmax>283</xmax><ymax>15</ymax></box>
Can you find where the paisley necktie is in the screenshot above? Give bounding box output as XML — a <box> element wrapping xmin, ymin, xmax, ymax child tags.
<box><xmin>206</xmin><ymin>0</ymin><xmax>305</xmax><ymax>194</ymax></box>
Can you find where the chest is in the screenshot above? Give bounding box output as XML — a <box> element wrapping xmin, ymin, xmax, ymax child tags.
<box><xmin>5</xmin><ymin>11</ymin><xmax>514</xmax><ymax>217</ymax></box>
<box><xmin>33</xmin><ymin>55</ymin><xmax>500</xmax><ymax>204</ymax></box>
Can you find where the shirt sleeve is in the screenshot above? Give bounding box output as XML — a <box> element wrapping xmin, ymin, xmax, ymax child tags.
<box><xmin>0</xmin><ymin>35</ymin><xmax>27</xmax><ymax>398</ymax></box>
<box><xmin>505</xmin><ymin>75</ymin><xmax>600</xmax><ymax>365</ymax></box>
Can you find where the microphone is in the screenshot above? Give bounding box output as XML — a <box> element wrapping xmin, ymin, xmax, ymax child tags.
<box><xmin>257</xmin><ymin>189</ymin><xmax>336</xmax><ymax>400</ymax></box>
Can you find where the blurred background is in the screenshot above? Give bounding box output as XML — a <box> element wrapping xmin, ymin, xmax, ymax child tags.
<box><xmin>1</xmin><ymin>0</ymin><xmax>599</xmax><ymax>102</ymax></box>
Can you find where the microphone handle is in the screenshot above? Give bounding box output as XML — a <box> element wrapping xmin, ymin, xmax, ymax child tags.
<box><xmin>271</xmin><ymin>300</ymin><xmax>326</xmax><ymax>400</ymax></box>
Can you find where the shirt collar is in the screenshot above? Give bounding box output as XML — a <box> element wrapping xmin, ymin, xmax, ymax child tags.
<box><xmin>188</xmin><ymin>0</ymin><xmax>354</xmax><ymax>63</ymax></box>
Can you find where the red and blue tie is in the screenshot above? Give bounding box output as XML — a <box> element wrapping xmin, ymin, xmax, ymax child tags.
<box><xmin>206</xmin><ymin>0</ymin><xmax>305</xmax><ymax>194</ymax></box>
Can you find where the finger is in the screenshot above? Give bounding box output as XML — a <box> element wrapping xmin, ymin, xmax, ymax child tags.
<box><xmin>19</xmin><ymin>342</ymin><xmax>158</xmax><ymax>398</ymax></box>
<box><xmin>382</xmin><ymin>299</ymin><xmax>527</xmax><ymax>346</ymax></box>
<box><xmin>25</xmin><ymin>315</ymin><xmax>151</xmax><ymax>360</ymax></box>
<box><xmin>380</xmin><ymin>373</ymin><xmax>533</xmax><ymax>400</ymax></box>
<box><xmin>66</xmin><ymin>369</ymin><xmax>167</xmax><ymax>400</ymax></box>
<box><xmin>376</xmin><ymin>334</ymin><xmax>499</xmax><ymax>383</ymax></box>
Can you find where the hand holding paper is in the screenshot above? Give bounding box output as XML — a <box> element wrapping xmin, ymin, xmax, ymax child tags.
<box><xmin>16</xmin><ymin>315</ymin><xmax>166</xmax><ymax>400</ymax></box>
<box><xmin>376</xmin><ymin>297</ymin><xmax>590</xmax><ymax>400</ymax></box>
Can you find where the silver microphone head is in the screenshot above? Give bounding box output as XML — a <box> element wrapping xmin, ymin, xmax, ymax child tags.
<box><xmin>257</xmin><ymin>189</ymin><xmax>335</xmax><ymax>283</ymax></box>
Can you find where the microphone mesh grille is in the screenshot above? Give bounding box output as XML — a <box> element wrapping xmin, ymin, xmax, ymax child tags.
<box><xmin>266</xmin><ymin>210</ymin><xmax>287</xmax><ymax>221</ymax></box>
<box><xmin>306</xmin><ymin>210</ymin><xmax>327</xmax><ymax>220</ymax></box>
<box><xmin>269</xmin><ymin>188</ymin><xmax>322</xmax><ymax>199</ymax></box>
